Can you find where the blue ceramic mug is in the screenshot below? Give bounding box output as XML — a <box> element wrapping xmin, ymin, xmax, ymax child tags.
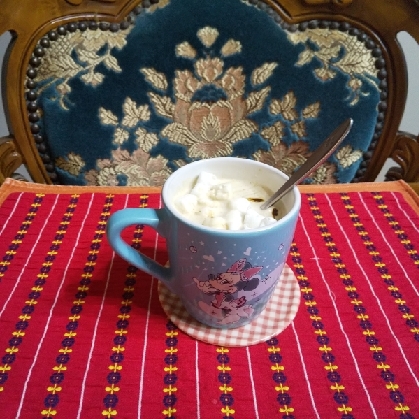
<box><xmin>106</xmin><ymin>158</ymin><xmax>301</xmax><ymax>329</ymax></box>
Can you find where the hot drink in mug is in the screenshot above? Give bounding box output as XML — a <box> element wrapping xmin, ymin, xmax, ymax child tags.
<box><xmin>106</xmin><ymin>157</ymin><xmax>301</xmax><ymax>329</ymax></box>
<box><xmin>174</xmin><ymin>170</ymin><xmax>284</xmax><ymax>230</ymax></box>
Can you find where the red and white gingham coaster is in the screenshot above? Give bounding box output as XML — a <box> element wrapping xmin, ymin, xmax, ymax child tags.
<box><xmin>158</xmin><ymin>264</ymin><xmax>300</xmax><ymax>347</ymax></box>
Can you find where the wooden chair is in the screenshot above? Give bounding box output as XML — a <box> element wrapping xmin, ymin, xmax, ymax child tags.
<box><xmin>1</xmin><ymin>0</ymin><xmax>418</xmax><ymax>186</ymax></box>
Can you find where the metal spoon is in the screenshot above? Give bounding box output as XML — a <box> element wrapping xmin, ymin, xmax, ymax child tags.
<box><xmin>260</xmin><ymin>118</ymin><xmax>353</xmax><ymax>210</ymax></box>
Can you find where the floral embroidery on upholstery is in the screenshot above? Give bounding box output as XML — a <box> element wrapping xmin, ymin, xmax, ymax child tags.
<box><xmin>255</xmin><ymin>141</ymin><xmax>337</xmax><ymax>184</ymax></box>
<box><xmin>56</xmin><ymin>96</ymin><xmax>171</xmax><ymax>186</ymax></box>
<box><xmin>197</xmin><ymin>27</ymin><xmax>220</xmax><ymax>48</ymax></box>
<box><xmin>255</xmin><ymin>86</ymin><xmax>361</xmax><ymax>182</ymax></box>
<box><xmin>85</xmin><ymin>97</ymin><xmax>169</xmax><ymax>186</ymax></box>
<box><xmin>55</xmin><ymin>152</ymin><xmax>85</xmax><ymax>176</ymax></box>
<box><xmin>269</xmin><ymin>90</ymin><xmax>320</xmax><ymax>138</ymax></box>
<box><xmin>84</xmin><ymin>149</ymin><xmax>170</xmax><ymax>186</ymax></box>
<box><xmin>51</xmin><ymin>23</ymin><xmax>368</xmax><ymax>186</ymax></box>
<box><xmin>255</xmin><ymin>89</ymin><xmax>336</xmax><ymax>182</ymax></box>
<box><xmin>336</xmin><ymin>145</ymin><xmax>363</xmax><ymax>168</ymax></box>
<box><xmin>151</xmin><ymin>27</ymin><xmax>276</xmax><ymax>160</ymax></box>
<box><xmin>287</xmin><ymin>29</ymin><xmax>378</xmax><ymax>105</ymax></box>
<box><xmin>34</xmin><ymin>26</ymin><xmax>133</xmax><ymax>109</ymax></box>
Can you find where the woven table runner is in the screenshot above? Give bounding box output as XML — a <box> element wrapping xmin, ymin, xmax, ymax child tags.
<box><xmin>0</xmin><ymin>179</ymin><xmax>418</xmax><ymax>419</ymax></box>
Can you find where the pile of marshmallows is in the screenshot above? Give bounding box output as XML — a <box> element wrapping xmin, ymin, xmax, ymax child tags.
<box><xmin>175</xmin><ymin>172</ymin><xmax>278</xmax><ymax>230</ymax></box>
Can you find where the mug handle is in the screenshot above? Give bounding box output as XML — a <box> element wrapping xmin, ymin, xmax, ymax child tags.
<box><xmin>106</xmin><ymin>208</ymin><xmax>173</xmax><ymax>285</ymax></box>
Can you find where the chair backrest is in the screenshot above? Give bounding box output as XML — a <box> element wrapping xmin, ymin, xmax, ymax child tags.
<box><xmin>1</xmin><ymin>0</ymin><xmax>418</xmax><ymax>186</ymax></box>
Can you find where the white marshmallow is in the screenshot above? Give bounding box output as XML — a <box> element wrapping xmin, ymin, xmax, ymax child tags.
<box><xmin>176</xmin><ymin>193</ymin><xmax>198</xmax><ymax>215</ymax></box>
<box><xmin>174</xmin><ymin>171</ymin><xmax>282</xmax><ymax>230</ymax></box>
<box><xmin>244</xmin><ymin>209</ymin><xmax>265</xmax><ymax>229</ymax></box>
<box><xmin>209</xmin><ymin>183</ymin><xmax>231</xmax><ymax>201</ymax></box>
<box><xmin>195</xmin><ymin>171</ymin><xmax>217</xmax><ymax>186</ymax></box>
<box><xmin>191</xmin><ymin>184</ymin><xmax>213</xmax><ymax>207</ymax></box>
<box><xmin>226</xmin><ymin>209</ymin><xmax>243</xmax><ymax>230</ymax></box>
<box><xmin>230</xmin><ymin>197</ymin><xmax>250</xmax><ymax>213</ymax></box>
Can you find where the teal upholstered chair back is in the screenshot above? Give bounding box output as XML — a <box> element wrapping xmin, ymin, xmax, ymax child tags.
<box><xmin>4</xmin><ymin>0</ymin><xmax>418</xmax><ymax>186</ymax></box>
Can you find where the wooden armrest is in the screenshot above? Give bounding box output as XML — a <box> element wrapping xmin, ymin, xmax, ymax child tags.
<box><xmin>386</xmin><ymin>131</ymin><xmax>419</xmax><ymax>183</ymax></box>
<box><xmin>0</xmin><ymin>136</ymin><xmax>23</xmax><ymax>184</ymax></box>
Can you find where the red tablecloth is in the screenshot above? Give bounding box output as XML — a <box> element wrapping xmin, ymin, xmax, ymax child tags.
<box><xmin>0</xmin><ymin>179</ymin><xmax>419</xmax><ymax>419</ymax></box>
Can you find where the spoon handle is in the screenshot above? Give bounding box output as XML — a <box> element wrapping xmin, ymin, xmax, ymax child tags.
<box><xmin>260</xmin><ymin>118</ymin><xmax>353</xmax><ymax>210</ymax></box>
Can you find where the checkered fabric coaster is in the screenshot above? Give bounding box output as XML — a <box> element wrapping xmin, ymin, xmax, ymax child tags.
<box><xmin>158</xmin><ymin>264</ymin><xmax>301</xmax><ymax>347</ymax></box>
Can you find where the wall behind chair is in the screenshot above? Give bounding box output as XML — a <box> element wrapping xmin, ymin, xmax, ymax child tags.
<box><xmin>0</xmin><ymin>31</ymin><xmax>418</xmax><ymax>179</ymax></box>
<box><xmin>0</xmin><ymin>32</ymin><xmax>10</xmax><ymax>138</ymax></box>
